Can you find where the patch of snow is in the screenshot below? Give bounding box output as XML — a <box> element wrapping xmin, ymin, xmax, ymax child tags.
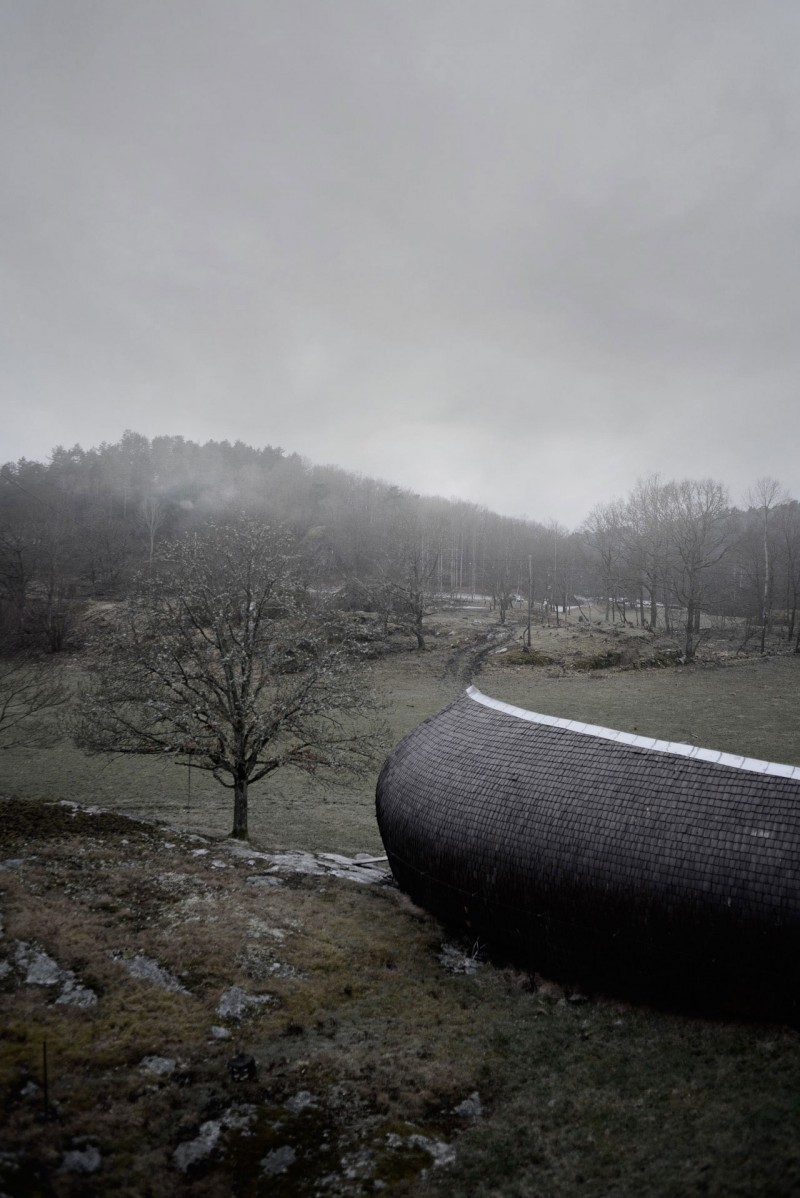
<box><xmin>266</xmin><ymin>851</ymin><xmax>327</xmax><ymax>877</ymax></box>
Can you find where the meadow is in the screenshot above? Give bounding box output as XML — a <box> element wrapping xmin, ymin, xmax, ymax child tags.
<box><xmin>2</xmin><ymin>602</ymin><xmax>799</xmax><ymax>851</ymax></box>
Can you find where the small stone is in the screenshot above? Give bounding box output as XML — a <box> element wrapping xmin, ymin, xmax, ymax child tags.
<box><xmin>217</xmin><ymin>985</ymin><xmax>274</xmax><ymax>1019</ymax></box>
<box><xmin>438</xmin><ymin>942</ymin><xmax>481</xmax><ymax>975</ymax></box>
<box><xmin>210</xmin><ymin>1025</ymin><xmax>231</xmax><ymax>1039</ymax></box>
<box><xmin>221</xmin><ymin>1104</ymin><xmax>257</xmax><ymax>1131</ymax></box>
<box><xmin>112</xmin><ymin>952</ymin><xmax>188</xmax><ymax>994</ymax></box>
<box><xmin>60</xmin><ymin>1146</ymin><xmax>101</xmax><ymax>1174</ymax></box>
<box><xmin>56</xmin><ymin>984</ymin><xmax>98</xmax><ymax>1009</ymax></box>
<box><xmin>284</xmin><ymin>1090</ymin><xmax>316</xmax><ymax>1114</ymax></box>
<box><xmin>261</xmin><ymin>1145</ymin><xmax>296</xmax><ymax>1176</ymax></box>
<box><xmin>453</xmin><ymin>1091</ymin><xmax>483</xmax><ymax>1120</ymax></box>
<box><xmin>173</xmin><ymin>1121</ymin><xmax>221</xmax><ymax>1173</ymax></box>
<box><xmin>140</xmin><ymin>1056</ymin><xmax>177</xmax><ymax>1076</ymax></box>
<box><xmin>18</xmin><ymin>946</ymin><xmax>65</xmax><ymax>987</ymax></box>
<box><xmin>408</xmin><ymin>1135</ymin><xmax>456</xmax><ymax>1168</ymax></box>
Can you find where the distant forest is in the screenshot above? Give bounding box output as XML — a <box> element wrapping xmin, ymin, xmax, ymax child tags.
<box><xmin>1</xmin><ymin>431</ymin><xmax>798</xmax><ymax>660</ymax></box>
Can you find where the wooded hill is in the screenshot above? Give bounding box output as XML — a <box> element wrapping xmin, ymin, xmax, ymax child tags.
<box><xmin>1</xmin><ymin>431</ymin><xmax>798</xmax><ymax>661</ymax></box>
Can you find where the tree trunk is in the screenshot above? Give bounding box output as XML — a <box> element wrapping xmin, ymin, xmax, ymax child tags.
<box><xmin>649</xmin><ymin>583</ymin><xmax>658</xmax><ymax>631</ymax></box>
<box><xmin>684</xmin><ymin>598</ymin><xmax>695</xmax><ymax>661</ymax></box>
<box><xmin>232</xmin><ymin>776</ymin><xmax>248</xmax><ymax>839</ymax></box>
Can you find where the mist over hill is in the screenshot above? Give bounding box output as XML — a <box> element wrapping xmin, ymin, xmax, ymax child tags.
<box><xmin>1</xmin><ymin>432</ymin><xmax>798</xmax><ymax>661</ymax></box>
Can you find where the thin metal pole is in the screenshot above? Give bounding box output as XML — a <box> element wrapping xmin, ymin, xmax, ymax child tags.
<box><xmin>43</xmin><ymin>1037</ymin><xmax>49</xmax><ymax>1120</ymax></box>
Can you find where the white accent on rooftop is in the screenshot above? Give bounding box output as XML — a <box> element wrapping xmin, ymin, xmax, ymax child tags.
<box><xmin>465</xmin><ymin>686</ymin><xmax>800</xmax><ymax>781</ymax></box>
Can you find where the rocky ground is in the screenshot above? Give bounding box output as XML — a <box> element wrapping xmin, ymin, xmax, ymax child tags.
<box><xmin>0</xmin><ymin>797</ymin><xmax>500</xmax><ymax>1196</ymax></box>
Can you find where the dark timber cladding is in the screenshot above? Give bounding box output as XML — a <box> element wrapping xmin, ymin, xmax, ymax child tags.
<box><xmin>375</xmin><ymin>687</ymin><xmax>800</xmax><ymax>1007</ymax></box>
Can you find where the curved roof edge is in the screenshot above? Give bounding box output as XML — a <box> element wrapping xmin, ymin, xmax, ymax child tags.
<box><xmin>466</xmin><ymin>685</ymin><xmax>800</xmax><ymax>780</ymax></box>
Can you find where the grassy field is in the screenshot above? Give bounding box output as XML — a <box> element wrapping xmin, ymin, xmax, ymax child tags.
<box><xmin>2</xmin><ymin>603</ymin><xmax>799</xmax><ymax>851</ymax></box>
<box><xmin>2</xmin><ymin>605</ymin><xmax>800</xmax><ymax>1194</ymax></box>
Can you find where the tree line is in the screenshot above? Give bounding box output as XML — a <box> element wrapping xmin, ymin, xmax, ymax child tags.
<box><xmin>1</xmin><ymin>432</ymin><xmax>798</xmax><ymax>663</ymax></box>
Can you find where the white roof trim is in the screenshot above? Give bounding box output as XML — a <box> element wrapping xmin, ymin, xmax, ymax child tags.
<box><xmin>465</xmin><ymin>686</ymin><xmax>800</xmax><ymax>781</ymax></box>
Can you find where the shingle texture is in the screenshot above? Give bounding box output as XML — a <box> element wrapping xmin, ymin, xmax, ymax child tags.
<box><xmin>375</xmin><ymin>687</ymin><xmax>800</xmax><ymax>1005</ymax></box>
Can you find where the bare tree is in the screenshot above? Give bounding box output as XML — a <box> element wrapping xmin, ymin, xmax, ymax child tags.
<box><xmin>748</xmin><ymin>477</ymin><xmax>789</xmax><ymax>653</ymax></box>
<box><xmin>73</xmin><ymin>519</ymin><xmax>385</xmax><ymax>839</ymax></box>
<box><xmin>582</xmin><ymin>501</ymin><xmax>628</xmax><ymax>623</ymax></box>
<box><xmin>139</xmin><ymin>493</ymin><xmax>167</xmax><ymax>567</ymax></box>
<box><xmin>665</xmin><ymin>479</ymin><xmax>732</xmax><ymax>661</ymax></box>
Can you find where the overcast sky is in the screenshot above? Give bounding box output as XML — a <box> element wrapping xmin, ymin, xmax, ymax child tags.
<box><xmin>2</xmin><ymin>1</ymin><xmax>799</xmax><ymax>527</ymax></box>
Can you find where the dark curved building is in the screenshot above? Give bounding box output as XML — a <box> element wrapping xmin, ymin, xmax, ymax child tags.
<box><xmin>376</xmin><ymin>686</ymin><xmax>800</xmax><ymax>1011</ymax></box>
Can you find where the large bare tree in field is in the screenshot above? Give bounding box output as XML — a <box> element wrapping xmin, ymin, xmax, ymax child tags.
<box><xmin>73</xmin><ymin>520</ymin><xmax>386</xmax><ymax>839</ymax></box>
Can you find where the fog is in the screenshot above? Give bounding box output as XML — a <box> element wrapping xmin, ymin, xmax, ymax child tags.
<box><xmin>3</xmin><ymin>2</ymin><xmax>799</xmax><ymax>524</ymax></box>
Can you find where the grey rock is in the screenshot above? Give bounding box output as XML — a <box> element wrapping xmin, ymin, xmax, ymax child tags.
<box><xmin>217</xmin><ymin>985</ymin><xmax>274</xmax><ymax>1020</ymax></box>
<box><xmin>221</xmin><ymin>1104</ymin><xmax>258</xmax><ymax>1132</ymax></box>
<box><xmin>438</xmin><ymin>942</ymin><xmax>482</xmax><ymax>975</ymax></box>
<box><xmin>408</xmin><ymin>1134</ymin><xmax>456</xmax><ymax>1168</ymax></box>
<box><xmin>210</xmin><ymin>1025</ymin><xmax>231</xmax><ymax>1039</ymax></box>
<box><xmin>17</xmin><ymin>944</ymin><xmax>65</xmax><ymax>986</ymax></box>
<box><xmin>453</xmin><ymin>1091</ymin><xmax>483</xmax><ymax>1120</ymax></box>
<box><xmin>140</xmin><ymin>1056</ymin><xmax>177</xmax><ymax>1076</ymax></box>
<box><xmin>285</xmin><ymin>1090</ymin><xmax>316</xmax><ymax>1114</ymax></box>
<box><xmin>60</xmin><ymin>1146</ymin><xmax>101</xmax><ymax>1174</ymax></box>
<box><xmin>112</xmin><ymin>952</ymin><xmax>188</xmax><ymax>994</ymax></box>
<box><xmin>55</xmin><ymin>982</ymin><xmax>98</xmax><ymax>1009</ymax></box>
<box><xmin>261</xmin><ymin>1145</ymin><xmax>296</xmax><ymax>1176</ymax></box>
<box><xmin>173</xmin><ymin>1121</ymin><xmax>221</xmax><ymax>1172</ymax></box>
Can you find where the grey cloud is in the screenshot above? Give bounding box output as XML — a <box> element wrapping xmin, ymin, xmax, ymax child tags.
<box><xmin>2</xmin><ymin>1</ymin><xmax>799</xmax><ymax>524</ymax></box>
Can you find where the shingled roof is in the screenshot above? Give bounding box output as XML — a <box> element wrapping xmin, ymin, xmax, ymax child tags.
<box><xmin>375</xmin><ymin>686</ymin><xmax>800</xmax><ymax>1012</ymax></box>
